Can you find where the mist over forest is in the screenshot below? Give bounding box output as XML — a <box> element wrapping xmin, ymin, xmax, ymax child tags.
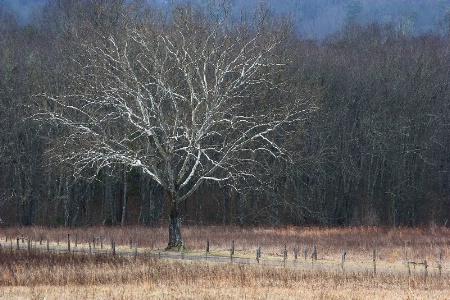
<box><xmin>1</xmin><ymin>0</ymin><xmax>449</xmax><ymax>39</ymax></box>
<box><xmin>1</xmin><ymin>0</ymin><xmax>450</xmax><ymax>230</ymax></box>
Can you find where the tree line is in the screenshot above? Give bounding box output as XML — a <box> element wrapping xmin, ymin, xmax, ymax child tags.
<box><xmin>0</xmin><ymin>1</ymin><xmax>449</xmax><ymax>234</ymax></box>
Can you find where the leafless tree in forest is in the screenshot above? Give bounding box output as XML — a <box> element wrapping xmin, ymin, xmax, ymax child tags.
<box><xmin>35</xmin><ymin>4</ymin><xmax>310</xmax><ymax>248</ymax></box>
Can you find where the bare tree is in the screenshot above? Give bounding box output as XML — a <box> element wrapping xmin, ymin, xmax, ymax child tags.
<box><xmin>36</xmin><ymin>4</ymin><xmax>309</xmax><ymax>248</ymax></box>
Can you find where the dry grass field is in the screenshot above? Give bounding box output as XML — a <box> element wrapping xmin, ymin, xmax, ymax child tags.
<box><xmin>1</xmin><ymin>225</ymin><xmax>450</xmax><ymax>299</ymax></box>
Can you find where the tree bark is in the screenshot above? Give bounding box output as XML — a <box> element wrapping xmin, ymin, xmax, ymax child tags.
<box><xmin>121</xmin><ymin>166</ymin><xmax>127</xmax><ymax>226</ymax></box>
<box><xmin>64</xmin><ymin>173</ymin><xmax>71</xmax><ymax>227</ymax></box>
<box><xmin>167</xmin><ymin>200</ymin><xmax>183</xmax><ymax>250</ymax></box>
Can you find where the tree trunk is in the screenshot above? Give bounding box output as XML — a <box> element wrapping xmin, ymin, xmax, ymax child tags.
<box><xmin>167</xmin><ymin>200</ymin><xmax>183</xmax><ymax>250</ymax></box>
<box><xmin>64</xmin><ymin>173</ymin><xmax>71</xmax><ymax>227</ymax></box>
<box><xmin>71</xmin><ymin>180</ymin><xmax>88</xmax><ymax>227</ymax></box>
<box><xmin>121</xmin><ymin>166</ymin><xmax>127</xmax><ymax>226</ymax></box>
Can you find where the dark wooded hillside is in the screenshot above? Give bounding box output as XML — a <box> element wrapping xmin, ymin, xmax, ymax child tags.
<box><xmin>0</xmin><ymin>0</ymin><xmax>449</xmax><ymax>228</ymax></box>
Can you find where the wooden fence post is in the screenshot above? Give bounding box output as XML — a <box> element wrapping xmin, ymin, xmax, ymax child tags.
<box><xmin>230</xmin><ymin>240</ymin><xmax>235</xmax><ymax>261</ymax></box>
<box><xmin>312</xmin><ymin>245</ymin><xmax>317</xmax><ymax>262</ymax></box>
<box><xmin>67</xmin><ymin>234</ymin><xmax>70</xmax><ymax>253</ymax></box>
<box><xmin>256</xmin><ymin>242</ymin><xmax>261</xmax><ymax>263</ymax></box>
<box><xmin>373</xmin><ymin>249</ymin><xmax>377</xmax><ymax>275</ymax></box>
<box><xmin>341</xmin><ymin>248</ymin><xmax>346</xmax><ymax>270</ymax></box>
<box><xmin>16</xmin><ymin>238</ymin><xmax>19</xmax><ymax>250</ymax></box>
<box><xmin>110</xmin><ymin>236</ymin><xmax>116</xmax><ymax>256</ymax></box>
<box><xmin>283</xmin><ymin>242</ymin><xmax>287</xmax><ymax>266</ymax></box>
<box><xmin>111</xmin><ymin>237</ymin><xmax>115</xmax><ymax>256</ymax></box>
<box><xmin>304</xmin><ymin>245</ymin><xmax>308</xmax><ymax>261</ymax></box>
<box><xmin>206</xmin><ymin>239</ymin><xmax>210</xmax><ymax>259</ymax></box>
<box><xmin>424</xmin><ymin>260</ymin><xmax>428</xmax><ymax>281</ymax></box>
<box><xmin>293</xmin><ymin>243</ymin><xmax>298</xmax><ymax>261</ymax></box>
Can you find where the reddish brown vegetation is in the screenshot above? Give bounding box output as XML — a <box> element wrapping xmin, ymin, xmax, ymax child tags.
<box><xmin>1</xmin><ymin>226</ymin><xmax>450</xmax><ymax>299</ymax></box>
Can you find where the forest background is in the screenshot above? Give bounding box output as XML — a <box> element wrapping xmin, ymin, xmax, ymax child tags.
<box><xmin>1</xmin><ymin>0</ymin><xmax>450</xmax><ymax>230</ymax></box>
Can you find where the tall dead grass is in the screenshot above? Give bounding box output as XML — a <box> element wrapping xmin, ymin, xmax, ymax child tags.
<box><xmin>2</xmin><ymin>225</ymin><xmax>450</xmax><ymax>299</ymax></box>
<box><xmin>0</xmin><ymin>247</ymin><xmax>449</xmax><ymax>299</ymax></box>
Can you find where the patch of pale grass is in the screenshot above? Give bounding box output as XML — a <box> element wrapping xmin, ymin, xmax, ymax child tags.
<box><xmin>1</xmin><ymin>284</ymin><xmax>449</xmax><ymax>300</ymax></box>
<box><xmin>1</xmin><ymin>248</ymin><xmax>450</xmax><ymax>300</ymax></box>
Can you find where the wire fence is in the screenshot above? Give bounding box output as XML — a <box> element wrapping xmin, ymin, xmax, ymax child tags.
<box><xmin>1</xmin><ymin>234</ymin><xmax>449</xmax><ymax>278</ymax></box>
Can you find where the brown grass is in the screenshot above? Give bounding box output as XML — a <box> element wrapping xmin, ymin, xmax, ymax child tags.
<box><xmin>1</xmin><ymin>249</ymin><xmax>449</xmax><ymax>299</ymax></box>
<box><xmin>3</xmin><ymin>225</ymin><xmax>450</xmax><ymax>261</ymax></box>
<box><xmin>1</xmin><ymin>225</ymin><xmax>450</xmax><ymax>299</ymax></box>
